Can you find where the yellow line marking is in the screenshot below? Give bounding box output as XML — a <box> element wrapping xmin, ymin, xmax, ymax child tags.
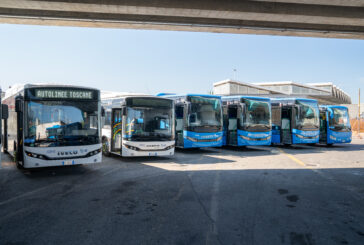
<box><xmin>278</xmin><ymin>148</ymin><xmax>306</xmax><ymax>167</ymax></box>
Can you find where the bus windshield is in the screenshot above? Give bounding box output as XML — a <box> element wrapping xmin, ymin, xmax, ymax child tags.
<box><xmin>123</xmin><ymin>97</ymin><xmax>174</xmax><ymax>141</ymax></box>
<box><xmin>24</xmin><ymin>100</ymin><xmax>100</xmax><ymax>147</ymax></box>
<box><xmin>296</xmin><ymin>100</ymin><xmax>319</xmax><ymax>130</ymax></box>
<box><xmin>329</xmin><ymin>107</ymin><xmax>351</xmax><ymax>130</ymax></box>
<box><xmin>241</xmin><ymin>99</ymin><xmax>271</xmax><ymax>132</ymax></box>
<box><xmin>124</xmin><ymin>106</ymin><xmax>173</xmax><ymax>141</ymax></box>
<box><xmin>188</xmin><ymin>96</ymin><xmax>222</xmax><ymax>130</ymax></box>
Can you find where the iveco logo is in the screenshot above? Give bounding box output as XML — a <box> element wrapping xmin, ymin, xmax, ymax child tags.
<box><xmin>146</xmin><ymin>145</ymin><xmax>159</xmax><ymax>147</ymax></box>
<box><xmin>57</xmin><ymin>150</ymin><xmax>78</xmax><ymax>156</ymax></box>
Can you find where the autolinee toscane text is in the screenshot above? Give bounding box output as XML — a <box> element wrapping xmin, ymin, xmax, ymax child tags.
<box><xmin>35</xmin><ymin>89</ymin><xmax>93</xmax><ymax>99</ymax></box>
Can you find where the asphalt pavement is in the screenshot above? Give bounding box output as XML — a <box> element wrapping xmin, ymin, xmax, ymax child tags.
<box><xmin>1</xmin><ymin>140</ymin><xmax>364</xmax><ymax>245</ymax></box>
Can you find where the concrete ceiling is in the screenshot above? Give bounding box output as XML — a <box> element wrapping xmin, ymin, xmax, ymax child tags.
<box><xmin>0</xmin><ymin>0</ymin><xmax>363</xmax><ymax>39</ymax></box>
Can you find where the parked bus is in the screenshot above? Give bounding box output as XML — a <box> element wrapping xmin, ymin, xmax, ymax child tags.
<box><xmin>222</xmin><ymin>96</ymin><xmax>272</xmax><ymax>146</ymax></box>
<box><xmin>0</xmin><ymin>87</ymin><xmax>9</xmax><ymax>166</ymax></box>
<box><xmin>158</xmin><ymin>94</ymin><xmax>223</xmax><ymax>148</ymax></box>
<box><xmin>102</xmin><ymin>94</ymin><xmax>175</xmax><ymax>157</ymax></box>
<box><xmin>2</xmin><ymin>84</ymin><xmax>102</xmax><ymax>169</ymax></box>
<box><xmin>271</xmin><ymin>98</ymin><xmax>320</xmax><ymax>145</ymax></box>
<box><xmin>319</xmin><ymin>105</ymin><xmax>352</xmax><ymax>145</ymax></box>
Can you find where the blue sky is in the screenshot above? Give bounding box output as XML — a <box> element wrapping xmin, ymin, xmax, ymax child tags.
<box><xmin>0</xmin><ymin>24</ymin><xmax>363</xmax><ymax>103</ymax></box>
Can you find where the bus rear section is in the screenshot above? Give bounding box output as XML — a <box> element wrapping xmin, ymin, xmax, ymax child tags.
<box><xmin>222</xmin><ymin>96</ymin><xmax>271</xmax><ymax>146</ymax></box>
<box><xmin>319</xmin><ymin>105</ymin><xmax>352</xmax><ymax>145</ymax></box>
<box><xmin>271</xmin><ymin>98</ymin><xmax>320</xmax><ymax>145</ymax></box>
<box><xmin>102</xmin><ymin>96</ymin><xmax>175</xmax><ymax>157</ymax></box>
<box><xmin>2</xmin><ymin>84</ymin><xmax>102</xmax><ymax>169</ymax></box>
<box><xmin>160</xmin><ymin>94</ymin><xmax>223</xmax><ymax>148</ymax></box>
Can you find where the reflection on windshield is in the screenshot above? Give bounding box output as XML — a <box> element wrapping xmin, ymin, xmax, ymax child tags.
<box><xmin>241</xmin><ymin>99</ymin><xmax>271</xmax><ymax>131</ymax></box>
<box><xmin>329</xmin><ymin>107</ymin><xmax>350</xmax><ymax>129</ymax></box>
<box><xmin>296</xmin><ymin>100</ymin><xmax>319</xmax><ymax>129</ymax></box>
<box><xmin>25</xmin><ymin>101</ymin><xmax>100</xmax><ymax>147</ymax></box>
<box><xmin>124</xmin><ymin>107</ymin><xmax>173</xmax><ymax>141</ymax></box>
<box><xmin>188</xmin><ymin>96</ymin><xmax>222</xmax><ymax>128</ymax></box>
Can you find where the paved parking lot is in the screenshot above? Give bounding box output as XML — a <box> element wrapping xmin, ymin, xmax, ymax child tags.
<box><xmin>1</xmin><ymin>140</ymin><xmax>364</xmax><ymax>245</ymax></box>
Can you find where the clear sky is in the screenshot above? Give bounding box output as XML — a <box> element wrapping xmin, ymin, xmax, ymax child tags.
<box><xmin>0</xmin><ymin>24</ymin><xmax>363</xmax><ymax>103</ymax></box>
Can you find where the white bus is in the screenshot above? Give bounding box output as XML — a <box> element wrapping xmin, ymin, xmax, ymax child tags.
<box><xmin>102</xmin><ymin>94</ymin><xmax>175</xmax><ymax>157</ymax></box>
<box><xmin>2</xmin><ymin>84</ymin><xmax>102</xmax><ymax>169</ymax></box>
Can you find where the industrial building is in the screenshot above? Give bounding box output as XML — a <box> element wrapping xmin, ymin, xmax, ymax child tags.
<box><xmin>213</xmin><ymin>79</ymin><xmax>351</xmax><ymax>105</ymax></box>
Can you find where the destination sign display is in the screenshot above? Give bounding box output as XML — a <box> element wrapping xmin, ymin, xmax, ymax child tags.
<box><xmin>34</xmin><ymin>89</ymin><xmax>94</xmax><ymax>100</ymax></box>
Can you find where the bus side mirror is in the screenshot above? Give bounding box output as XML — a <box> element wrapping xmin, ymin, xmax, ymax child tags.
<box><xmin>122</xmin><ymin>107</ymin><xmax>127</xmax><ymax>116</ymax></box>
<box><xmin>15</xmin><ymin>100</ymin><xmax>23</xmax><ymax>112</ymax></box>
<box><xmin>101</xmin><ymin>107</ymin><xmax>105</xmax><ymax>117</ymax></box>
<box><xmin>1</xmin><ymin>104</ymin><xmax>8</xmax><ymax>119</ymax></box>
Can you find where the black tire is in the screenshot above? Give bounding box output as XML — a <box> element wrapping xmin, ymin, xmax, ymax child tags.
<box><xmin>16</xmin><ymin>160</ymin><xmax>24</xmax><ymax>170</ymax></box>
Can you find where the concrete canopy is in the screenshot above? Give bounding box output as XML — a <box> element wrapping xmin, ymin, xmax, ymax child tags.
<box><xmin>0</xmin><ymin>0</ymin><xmax>363</xmax><ymax>39</ymax></box>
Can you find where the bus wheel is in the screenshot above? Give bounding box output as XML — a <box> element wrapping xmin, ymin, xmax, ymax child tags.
<box><xmin>16</xmin><ymin>160</ymin><xmax>24</xmax><ymax>170</ymax></box>
<box><xmin>327</xmin><ymin>143</ymin><xmax>333</xmax><ymax>147</ymax></box>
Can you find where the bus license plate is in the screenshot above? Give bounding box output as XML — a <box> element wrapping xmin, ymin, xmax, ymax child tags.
<box><xmin>64</xmin><ymin>160</ymin><xmax>73</xmax><ymax>165</ymax></box>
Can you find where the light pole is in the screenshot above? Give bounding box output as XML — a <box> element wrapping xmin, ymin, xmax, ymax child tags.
<box><xmin>359</xmin><ymin>88</ymin><xmax>361</xmax><ymax>135</ymax></box>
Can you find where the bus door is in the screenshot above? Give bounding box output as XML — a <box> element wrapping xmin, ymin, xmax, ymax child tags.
<box><xmin>227</xmin><ymin>105</ymin><xmax>238</xmax><ymax>146</ymax></box>
<box><xmin>271</xmin><ymin>105</ymin><xmax>282</xmax><ymax>144</ymax></box>
<box><xmin>111</xmin><ymin>108</ymin><xmax>122</xmax><ymax>154</ymax></box>
<box><xmin>319</xmin><ymin>110</ymin><xmax>328</xmax><ymax>144</ymax></box>
<box><xmin>175</xmin><ymin>104</ymin><xmax>184</xmax><ymax>147</ymax></box>
<box><xmin>281</xmin><ymin>107</ymin><xmax>292</xmax><ymax>144</ymax></box>
<box><xmin>15</xmin><ymin>96</ymin><xmax>24</xmax><ymax>163</ymax></box>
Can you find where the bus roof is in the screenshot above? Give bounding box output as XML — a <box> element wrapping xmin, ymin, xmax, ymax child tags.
<box><xmin>109</xmin><ymin>95</ymin><xmax>173</xmax><ymax>108</ymax></box>
<box><xmin>320</xmin><ymin>105</ymin><xmax>348</xmax><ymax>110</ymax></box>
<box><xmin>3</xmin><ymin>83</ymin><xmax>99</xmax><ymax>100</ymax></box>
<box><xmin>101</xmin><ymin>91</ymin><xmax>150</xmax><ymax>100</ymax></box>
<box><xmin>159</xmin><ymin>93</ymin><xmax>221</xmax><ymax>99</ymax></box>
<box><xmin>271</xmin><ymin>97</ymin><xmax>318</xmax><ymax>103</ymax></box>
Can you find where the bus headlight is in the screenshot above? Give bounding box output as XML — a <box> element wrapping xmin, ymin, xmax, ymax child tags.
<box><xmin>329</xmin><ymin>135</ymin><xmax>337</xmax><ymax>140</ymax></box>
<box><xmin>240</xmin><ymin>135</ymin><xmax>250</xmax><ymax>140</ymax></box>
<box><xmin>25</xmin><ymin>151</ymin><xmax>47</xmax><ymax>159</ymax></box>
<box><xmin>186</xmin><ymin>136</ymin><xmax>198</xmax><ymax>142</ymax></box>
<box><xmin>164</xmin><ymin>144</ymin><xmax>175</xmax><ymax>150</ymax></box>
<box><xmin>123</xmin><ymin>144</ymin><xmax>141</xmax><ymax>151</ymax></box>
<box><xmin>86</xmin><ymin>148</ymin><xmax>102</xmax><ymax>157</ymax></box>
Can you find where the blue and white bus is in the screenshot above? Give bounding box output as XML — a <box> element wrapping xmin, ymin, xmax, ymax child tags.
<box><xmin>222</xmin><ymin>96</ymin><xmax>271</xmax><ymax>146</ymax></box>
<box><xmin>158</xmin><ymin>94</ymin><xmax>223</xmax><ymax>148</ymax></box>
<box><xmin>2</xmin><ymin>84</ymin><xmax>102</xmax><ymax>169</ymax></box>
<box><xmin>319</xmin><ymin>105</ymin><xmax>352</xmax><ymax>145</ymax></box>
<box><xmin>271</xmin><ymin>98</ymin><xmax>320</xmax><ymax>145</ymax></box>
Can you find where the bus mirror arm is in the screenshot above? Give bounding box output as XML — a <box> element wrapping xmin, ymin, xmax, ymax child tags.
<box><xmin>101</xmin><ymin>107</ymin><xmax>105</xmax><ymax>117</ymax></box>
<box><xmin>1</xmin><ymin>104</ymin><xmax>8</xmax><ymax>119</ymax></box>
